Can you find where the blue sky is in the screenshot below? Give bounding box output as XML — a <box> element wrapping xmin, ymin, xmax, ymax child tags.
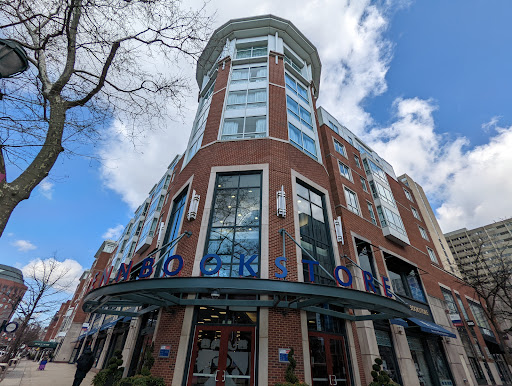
<box><xmin>1</xmin><ymin>0</ymin><xmax>512</xmax><ymax>295</ymax></box>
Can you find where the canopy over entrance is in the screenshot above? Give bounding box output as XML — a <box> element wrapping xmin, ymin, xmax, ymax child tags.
<box><xmin>83</xmin><ymin>277</ymin><xmax>412</xmax><ymax>322</ymax></box>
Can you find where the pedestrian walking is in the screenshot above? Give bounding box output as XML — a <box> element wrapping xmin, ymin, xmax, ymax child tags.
<box><xmin>38</xmin><ymin>356</ymin><xmax>48</xmax><ymax>370</ymax></box>
<box><xmin>72</xmin><ymin>348</ymin><xmax>95</xmax><ymax>386</ymax></box>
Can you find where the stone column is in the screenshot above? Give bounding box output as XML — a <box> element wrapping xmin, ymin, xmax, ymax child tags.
<box><xmin>121</xmin><ymin>317</ymin><xmax>142</xmax><ymax>378</ymax></box>
<box><xmin>96</xmin><ymin>328</ymin><xmax>114</xmax><ymax>369</ymax></box>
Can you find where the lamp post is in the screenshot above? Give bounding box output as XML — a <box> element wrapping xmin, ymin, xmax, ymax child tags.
<box><xmin>0</xmin><ymin>39</ymin><xmax>29</xmax><ymax>78</ymax></box>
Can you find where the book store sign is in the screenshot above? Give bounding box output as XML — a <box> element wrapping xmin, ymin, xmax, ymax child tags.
<box><xmin>88</xmin><ymin>254</ymin><xmax>400</xmax><ymax>301</ymax></box>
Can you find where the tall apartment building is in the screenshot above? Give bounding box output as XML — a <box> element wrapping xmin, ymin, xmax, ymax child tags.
<box><xmin>56</xmin><ymin>15</ymin><xmax>512</xmax><ymax>386</ymax></box>
<box><xmin>445</xmin><ymin>218</ymin><xmax>512</xmax><ymax>283</ymax></box>
<box><xmin>398</xmin><ymin>174</ymin><xmax>461</xmax><ymax>277</ymax></box>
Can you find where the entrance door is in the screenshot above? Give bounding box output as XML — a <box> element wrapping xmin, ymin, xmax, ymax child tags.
<box><xmin>188</xmin><ymin>325</ymin><xmax>255</xmax><ymax>386</ymax></box>
<box><xmin>309</xmin><ymin>332</ymin><xmax>350</xmax><ymax>386</ymax></box>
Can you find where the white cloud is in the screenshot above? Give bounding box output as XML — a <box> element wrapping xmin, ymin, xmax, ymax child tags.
<box><xmin>95</xmin><ymin>1</ymin><xmax>512</xmax><ymax>234</ymax></box>
<box><xmin>367</xmin><ymin>99</ymin><xmax>512</xmax><ymax>232</ymax></box>
<box><xmin>102</xmin><ymin>224</ymin><xmax>125</xmax><ymax>240</ymax></box>
<box><xmin>12</xmin><ymin>239</ymin><xmax>37</xmax><ymax>252</ymax></box>
<box><xmin>22</xmin><ymin>258</ymin><xmax>84</xmax><ymax>294</ymax></box>
<box><xmin>97</xmin><ymin>1</ymin><xmax>397</xmax><ymax>208</ymax></box>
<box><xmin>38</xmin><ymin>178</ymin><xmax>54</xmax><ymax>200</ymax></box>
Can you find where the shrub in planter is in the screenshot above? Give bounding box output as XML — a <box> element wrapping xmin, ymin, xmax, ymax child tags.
<box><xmin>93</xmin><ymin>350</ymin><xmax>124</xmax><ymax>386</ymax></box>
<box><xmin>369</xmin><ymin>357</ymin><xmax>399</xmax><ymax>386</ymax></box>
<box><xmin>275</xmin><ymin>348</ymin><xmax>309</xmax><ymax>386</ymax></box>
<box><xmin>115</xmin><ymin>374</ymin><xmax>165</xmax><ymax>386</ymax></box>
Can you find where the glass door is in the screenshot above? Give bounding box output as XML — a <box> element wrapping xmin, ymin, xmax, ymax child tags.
<box><xmin>188</xmin><ymin>325</ymin><xmax>255</xmax><ymax>386</ymax></box>
<box><xmin>309</xmin><ymin>332</ymin><xmax>350</xmax><ymax>386</ymax></box>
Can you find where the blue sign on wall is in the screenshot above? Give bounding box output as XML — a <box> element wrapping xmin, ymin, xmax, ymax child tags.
<box><xmin>159</xmin><ymin>345</ymin><xmax>171</xmax><ymax>358</ymax></box>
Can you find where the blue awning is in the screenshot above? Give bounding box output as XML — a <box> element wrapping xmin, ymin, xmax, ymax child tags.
<box><xmin>389</xmin><ymin>318</ymin><xmax>408</xmax><ymax>327</ymax></box>
<box><xmin>408</xmin><ymin>317</ymin><xmax>456</xmax><ymax>338</ymax></box>
<box><xmin>100</xmin><ymin>317</ymin><xmax>123</xmax><ymax>331</ymax></box>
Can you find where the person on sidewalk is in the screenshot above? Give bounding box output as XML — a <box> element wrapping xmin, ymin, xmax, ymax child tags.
<box><xmin>38</xmin><ymin>356</ymin><xmax>48</xmax><ymax>370</ymax></box>
<box><xmin>72</xmin><ymin>348</ymin><xmax>94</xmax><ymax>386</ymax></box>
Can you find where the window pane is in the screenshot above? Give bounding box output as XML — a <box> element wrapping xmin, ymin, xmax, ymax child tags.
<box><xmin>239</xmin><ymin>174</ymin><xmax>260</xmax><ymax>187</ymax></box>
<box><xmin>234</xmin><ymin>227</ymin><xmax>260</xmax><ymax>257</ymax></box>
<box><xmin>303</xmin><ymin>134</ymin><xmax>316</xmax><ymax>156</ymax></box>
<box><xmin>289</xmin><ymin>123</ymin><xmax>302</xmax><ymax>146</ymax></box>
<box><xmin>232</xmin><ymin>68</ymin><xmax>249</xmax><ymax>82</ymax></box>
<box><xmin>207</xmin><ymin>228</ymin><xmax>234</xmax><ymax>255</ymax></box>
<box><xmin>236</xmin><ymin>188</ymin><xmax>260</xmax><ymax>226</ymax></box>
<box><xmin>407</xmin><ymin>272</ymin><xmax>426</xmax><ymax>302</ymax></box>
<box><xmin>297</xmin><ymin>83</ymin><xmax>308</xmax><ymax>102</ymax></box>
<box><xmin>285</xmin><ymin>73</ymin><xmax>296</xmax><ymax>92</ymax></box>
<box><xmin>211</xmin><ymin>189</ymin><xmax>238</xmax><ymax>226</ymax></box>
<box><xmin>300</xmin><ymin>106</ymin><xmax>313</xmax><ymax>127</ymax></box>
<box><xmin>223</xmin><ymin>118</ymin><xmax>244</xmax><ymax>136</ymax></box>
<box><xmin>310</xmin><ymin>191</ymin><xmax>322</xmax><ymax>207</ymax></box>
<box><xmin>245</xmin><ymin>116</ymin><xmax>266</xmax><ymax>134</ymax></box>
<box><xmin>296</xmin><ymin>184</ymin><xmax>309</xmax><ymax>200</ymax></box>
<box><xmin>287</xmin><ymin>95</ymin><xmax>299</xmax><ymax>118</ymax></box>
<box><xmin>217</xmin><ymin>175</ymin><xmax>239</xmax><ymax>188</ymax></box>
<box><xmin>250</xmin><ymin>66</ymin><xmax>267</xmax><ymax>80</ymax></box>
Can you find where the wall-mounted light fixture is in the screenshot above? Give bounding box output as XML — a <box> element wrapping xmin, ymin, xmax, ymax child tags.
<box><xmin>187</xmin><ymin>190</ymin><xmax>200</xmax><ymax>220</ymax></box>
<box><xmin>277</xmin><ymin>185</ymin><xmax>286</xmax><ymax>218</ymax></box>
<box><xmin>334</xmin><ymin>216</ymin><xmax>344</xmax><ymax>243</ymax></box>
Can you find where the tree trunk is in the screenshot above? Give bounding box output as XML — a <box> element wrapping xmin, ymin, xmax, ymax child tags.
<box><xmin>0</xmin><ymin>98</ymin><xmax>67</xmax><ymax>237</ymax></box>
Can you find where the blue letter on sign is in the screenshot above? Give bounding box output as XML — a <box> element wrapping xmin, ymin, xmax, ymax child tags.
<box><xmin>115</xmin><ymin>261</ymin><xmax>133</xmax><ymax>283</ymax></box>
<box><xmin>363</xmin><ymin>271</ymin><xmax>377</xmax><ymax>293</ymax></box>
<box><xmin>382</xmin><ymin>276</ymin><xmax>393</xmax><ymax>298</ymax></box>
<box><xmin>138</xmin><ymin>257</ymin><xmax>154</xmax><ymax>279</ymax></box>
<box><xmin>200</xmin><ymin>254</ymin><xmax>222</xmax><ymax>276</ymax></box>
<box><xmin>238</xmin><ymin>254</ymin><xmax>258</xmax><ymax>277</ymax></box>
<box><xmin>274</xmin><ymin>257</ymin><xmax>288</xmax><ymax>279</ymax></box>
<box><xmin>334</xmin><ymin>266</ymin><xmax>352</xmax><ymax>287</ymax></box>
<box><xmin>302</xmin><ymin>260</ymin><xmax>319</xmax><ymax>282</ymax></box>
<box><xmin>163</xmin><ymin>255</ymin><xmax>184</xmax><ymax>277</ymax></box>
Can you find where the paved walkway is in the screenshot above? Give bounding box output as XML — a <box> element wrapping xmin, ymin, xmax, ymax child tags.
<box><xmin>1</xmin><ymin>359</ymin><xmax>95</xmax><ymax>385</ymax></box>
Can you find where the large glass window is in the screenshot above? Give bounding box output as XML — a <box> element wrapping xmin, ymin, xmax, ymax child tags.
<box><xmin>231</xmin><ymin>65</ymin><xmax>267</xmax><ymax>85</ymax></box>
<box><xmin>369</xmin><ymin>181</ymin><xmax>396</xmax><ymax>207</ymax></box>
<box><xmin>441</xmin><ymin>288</ymin><xmax>459</xmax><ymax>317</ymax></box>
<box><xmin>374</xmin><ymin>329</ymin><xmax>402</xmax><ymax>384</ymax></box>
<box><xmin>162</xmin><ymin>190</ymin><xmax>188</xmax><ymax>254</ymax></box>
<box><xmin>376</xmin><ymin>206</ymin><xmax>407</xmax><ymax>236</ymax></box>
<box><xmin>386</xmin><ymin>255</ymin><xmax>427</xmax><ymax>303</ymax></box>
<box><xmin>222</xmin><ymin>116</ymin><xmax>266</xmax><ymax>140</ymax></box>
<box><xmin>356</xmin><ymin>239</ymin><xmax>380</xmax><ymax>294</ymax></box>
<box><xmin>296</xmin><ymin>182</ymin><xmax>335</xmax><ymax>285</ymax></box>
<box><xmin>286</xmin><ymin>72</ymin><xmax>317</xmax><ymax>159</ymax></box>
<box><xmin>427</xmin><ymin>248</ymin><xmax>438</xmax><ymax>264</ymax></box>
<box><xmin>455</xmin><ymin>294</ymin><xmax>470</xmax><ymax>320</ymax></box>
<box><xmin>226</xmin><ymin>88</ymin><xmax>266</xmax><ymax>110</ymax></box>
<box><xmin>285</xmin><ymin>73</ymin><xmax>308</xmax><ymax>103</ymax></box>
<box><xmin>205</xmin><ymin>173</ymin><xmax>261</xmax><ymax>277</ymax></box>
<box><xmin>289</xmin><ymin>122</ymin><xmax>316</xmax><ymax>159</ymax></box>
<box><xmin>235</xmin><ymin>45</ymin><xmax>267</xmax><ymax>59</ymax></box>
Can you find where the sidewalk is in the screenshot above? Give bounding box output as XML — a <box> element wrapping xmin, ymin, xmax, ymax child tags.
<box><xmin>1</xmin><ymin>359</ymin><xmax>95</xmax><ymax>386</ymax></box>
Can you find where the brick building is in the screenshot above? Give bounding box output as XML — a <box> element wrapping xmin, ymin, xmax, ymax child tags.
<box><xmin>56</xmin><ymin>15</ymin><xmax>511</xmax><ymax>385</ymax></box>
<box><xmin>0</xmin><ymin>264</ymin><xmax>26</xmax><ymax>323</ymax></box>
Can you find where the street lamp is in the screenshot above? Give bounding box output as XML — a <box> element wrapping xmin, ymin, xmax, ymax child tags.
<box><xmin>0</xmin><ymin>39</ymin><xmax>29</xmax><ymax>78</ymax></box>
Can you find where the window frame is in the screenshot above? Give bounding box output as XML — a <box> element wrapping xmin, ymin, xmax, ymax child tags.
<box><xmin>418</xmin><ymin>226</ymin><xmax>429</xmax><ymax>240</ymax></box>
<box><xmin>367</xmin><ymin>201</ymin><xmax>377</xmax><ymax>225</ymax></box>
<box><xmin>404</xmin><ymin>188</ymin><xmax>413</xmax><ymax>201</ymax></box>
<box><xmin>427</xmin><ymin>247</ymin><xmax>438</xmax><ymax>264</ymax></box>
<box><xmin>338</xmin><ymin>161</ymin><xmax>353</xmax><ymax>182</ymax></box>
<box><xmin>344</xmin><ymin>187</ymin><xmax>360</xmax><ymax>215</ymax></box>
<box><xmin>411</xmin><ymin>206</ymin><xmax>420</xmax><ymax>220</ymax></box>
<box><xmin>333</xmin><ymin>139</ymin><xmax>346</xmax><ymax>157</ymax></box>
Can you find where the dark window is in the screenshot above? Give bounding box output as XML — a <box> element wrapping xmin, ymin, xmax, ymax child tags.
<box><xmin>296</xmin><ymin>182</ymin><xmax>335</xmax><ymax>285</ymax></box>
<box><xmin>355</xmin><ymin>239</ymin><xmax>380</xmax><ymax>294</ymax></box>
<box><xmin>204</xmin><ymin>173</ymin><xmax>261</xmax><ymax>277</ymax></box>
<box><xmin>385</xmin><ymin>254</ymin><xmax>426</xmax><ymax>303</ymax></box>
<box><xmin>374</xmin><ymin>329</ymin><xmax>402</xmax><ymax>384</ymax></box>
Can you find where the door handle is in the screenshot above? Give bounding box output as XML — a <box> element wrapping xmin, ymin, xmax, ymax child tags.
<box><xmin>215</xmin><ymin>370</ymin><xmax>219</xmax><ymax>381</ymax></box>
<box><xmin>329</xmin><ymin>374</ymin><xmax>337</xmax><ymax>385</ymax></box>
<box><xmin>222</xmin><ymin>370</ymin><xmax>226</xmax><ymax>382</ymax></box>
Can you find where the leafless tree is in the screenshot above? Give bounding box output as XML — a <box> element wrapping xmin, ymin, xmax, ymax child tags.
<box><xmin>0</xmin><ymin>0</ymin><xmax>213</xmax><ymax>236</ymax></box>
<box><xmin>459</xmin><ymin>234</ymin><xmax>512</xmax><ymax>364</ymax></box>
<box><xmin>1</xmin><ymin>257</ymin><xmax>76</xmax><ymax>361</ymax></box>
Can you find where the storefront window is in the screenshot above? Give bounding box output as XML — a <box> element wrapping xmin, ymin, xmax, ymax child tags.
<box><xmin>205</xmin><ymin>173</ymin><xmax>261</xmax><ymax>277</ymax></box>
<box><xmin>425</xmin><ymin>339</ymin><xmax>454</xmax><ymax>385</ymax></box>
<box><xmin>374</xmin><ymin>329</ymin><xmax>401</xmax><ymax>384</ymax></box>
<box><xmin>407</xmin><ymin>336</ymin><xmax>435</xmax><ymax>386</ymax></box>
<box><xmin>296</xmin><ymin>182</ymin><xmax>335</xmax><ymax>285</ymax></box>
